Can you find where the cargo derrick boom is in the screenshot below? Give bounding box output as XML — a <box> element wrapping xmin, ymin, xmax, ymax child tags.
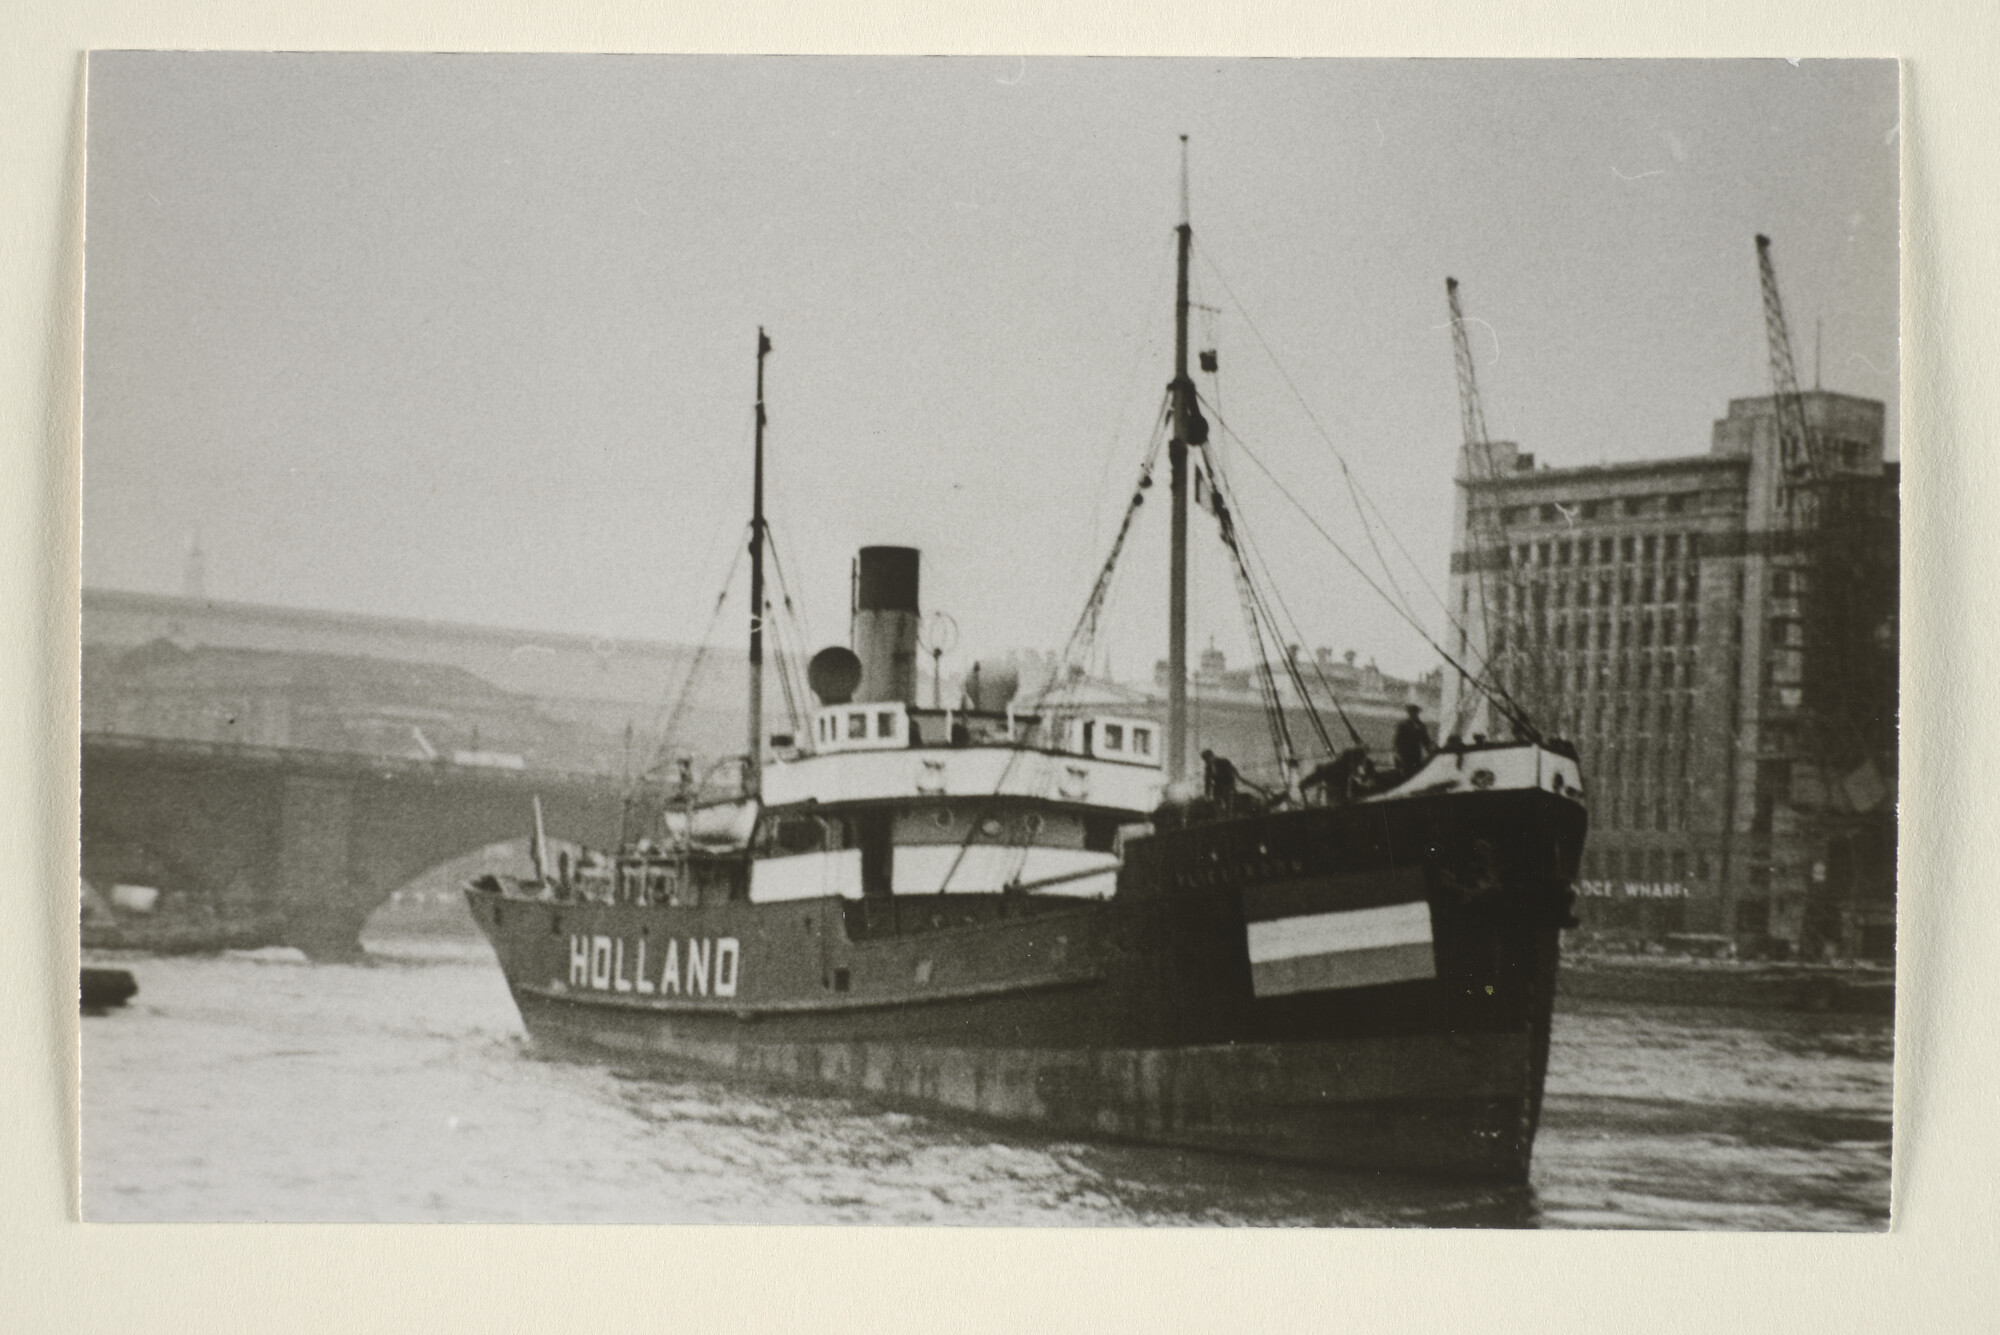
<box><xmin>1446</xmin><ymin>277</ymin><xmax>1535</xmax><ymax>736</ymax></box>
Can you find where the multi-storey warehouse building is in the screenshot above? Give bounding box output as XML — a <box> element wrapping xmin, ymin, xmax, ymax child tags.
<box><xmin>1441</xmin><ymin>391</ymin><xmax>1897</xmax><ymax>960</ymax></box>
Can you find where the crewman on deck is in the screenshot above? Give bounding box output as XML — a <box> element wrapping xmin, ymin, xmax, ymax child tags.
<box><xmin>1201</xmin><ymin>748</ymin><xmax>1238</xmax><ymax>808</ymax></box>
<box><xmin>1394</xmin><ymin>705</ymin><xmax>1435</xmax><ymax>778</ymax></box>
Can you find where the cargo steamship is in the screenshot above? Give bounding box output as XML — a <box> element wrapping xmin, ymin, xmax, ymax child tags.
<box><xmin>468</xmin><ymin>150</ymin><xmax>1587</xmax><ymax>1180</ymax></box>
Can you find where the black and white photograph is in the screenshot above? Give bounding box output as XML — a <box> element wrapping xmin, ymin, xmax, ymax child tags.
<box><xmin>77</xmin><ymin>54</ymin><xmax>1898</xmax><ymax>1228</ymax></box>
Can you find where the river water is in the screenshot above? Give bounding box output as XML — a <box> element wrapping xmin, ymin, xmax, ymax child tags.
<box><xmin>81</xmin><ymin>939</ymin><xmax>1892</xmax><ymax>1228</ymax></box>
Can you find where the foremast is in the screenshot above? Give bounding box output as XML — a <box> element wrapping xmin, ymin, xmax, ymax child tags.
<box><xmin>747</xmin><ymin>327</ymin><xmax>771</xmax><ymax>798</ymax></box>
<box><xmin>1166</xmin><ymin>136</ymin><xmax>1209</xmax><ymax>786</ymax></box>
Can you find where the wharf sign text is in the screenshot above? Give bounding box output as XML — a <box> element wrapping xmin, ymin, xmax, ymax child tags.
<box><xmin>568</xmin><ymin>934</ymin><xmax>740</xmax><ymax>998</ymax></box>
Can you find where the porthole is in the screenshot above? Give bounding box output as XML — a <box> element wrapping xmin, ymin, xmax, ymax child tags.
<box><xmin>932</xmin><ymin>806</ymin><xmax>954</xmax><ymax>831</ymax></box>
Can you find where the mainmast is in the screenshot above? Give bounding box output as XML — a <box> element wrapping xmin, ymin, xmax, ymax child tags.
<box><xmin>746</xmin><ymin>327</ymin><xmax>771</xmax><ymax>798</ymax></box>
<box><xmin>1167</xmin><ymin>136</ymin><xmax>1207</xmax><ymax>785</ymax></box>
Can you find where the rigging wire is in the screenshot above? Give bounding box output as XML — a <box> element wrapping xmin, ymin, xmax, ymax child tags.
<box><xmin>1204</xmin><ymin>402</ymin><xmax>1539</xmax><ymax>738</ymax></box>
<box><xmin>634</xmin><ymin>409</ymin><xmax>759</xmax><ymax>769</ymax></box>
<box><xmin>935</xmin><ymin>396</ymin><xmax>1171</xmax><ymax>894</ymax></box>
<box><xmin>1191</xmin><ymin>241</ymin><xmax>1433</xmax><ymax>632</ymax></box>
<box><xmin>764</xmin><ymin>529</ymin><xmax>815</xmax><ymax>736</ymax></box>
<box><xmin>1202</xmin><ymin>460</ymin><xmax>1301</xmax><ymax>778</ymax></box>
<box><xmin>1203</xmin><ymin>439</ymin><xmax>1364</xmax><ymax>753</ymax></box>
<box><xmin>1190</xmin><ymin>296</ymin><xmax>1358</xmax><ymax>759</ymax></box>
<box><xmin>1193</xmin><ymin>239</ymin><xmax>1527</xmax><ymax>727</ymax></box>
<box><xmin>647</xmin><ymin>533</ymin><xmax>748</xmax><ymax>774</ymax></box>
<box><xmin>1082</xmin><ymin>233</ymin><xmax>1181</xmax><ymax>561</ymax></box>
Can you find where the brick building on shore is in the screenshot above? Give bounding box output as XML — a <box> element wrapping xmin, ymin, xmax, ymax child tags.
<box><xmin>1441</xmin><ymin>391</ymin><xmax>1897</xmax><ymax>961</ymax></box>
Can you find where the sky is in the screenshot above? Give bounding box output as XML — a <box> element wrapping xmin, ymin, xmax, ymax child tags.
<box><xmin>82</xmin><ymin>55</ymin><xmax>1899</xmax><ymax>681</ymax></box>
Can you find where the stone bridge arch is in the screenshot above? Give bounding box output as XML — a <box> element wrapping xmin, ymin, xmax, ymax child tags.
<box><xmin>324</xmin><ymin>772</ymin><xmax>625</xmax><ymax>958</ymax></box>
<box><xmin>81</xmin><ymin>736</ymin><xmax>629</xmax><ymax>959</ymax></box>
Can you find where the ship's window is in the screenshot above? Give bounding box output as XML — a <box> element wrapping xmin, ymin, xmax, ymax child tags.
<box><xmin>932</xmin><ymin>806</ymin><xmax>954</xmax><ymax>830</ymax></box>
<box><xmin>832</xmin><ymin>967</ymin><xmax>850</xmax><ymax>993</ymax></box>
<box><xmin>1103</xmin><ymin>723</ymin><xmax>1124</xmax><ymax>751</ymax></box>
<box><xmin>1132</xmin><ymin>727</ymin><xmax>1152</xmax><ymax>756</ymax></box>
<box><xmin>847</xmin><ymin>712</ymin><xmax>867</xmax><ymax>739</ymax></box>
<box><xmin>876</xmin><ymin>710</ymin><xmax>897</xmax><ymax>739</ymax></box>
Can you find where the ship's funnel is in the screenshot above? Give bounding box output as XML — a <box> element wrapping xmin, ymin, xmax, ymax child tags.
<box><xmin>807</xmin><ymin>646</ymin><xmax>863</xmax><ymax>706</ymax></box>
<box><xmin>852</xmin><ymin>546</ymin><xmax>920</xmax><ymax>705</ymax></box>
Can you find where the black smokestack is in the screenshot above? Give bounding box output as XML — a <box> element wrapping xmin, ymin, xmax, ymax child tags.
<box><xmin>851</xmin><ymin>546</ymin><xmax>920</xmax><ymax>705</ymax></box>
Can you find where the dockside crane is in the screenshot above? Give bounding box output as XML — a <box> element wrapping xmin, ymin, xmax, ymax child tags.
<box><xmin>1755</xmin><ymin>235</ymin><xmax>1828</xmax><ymax>521</ymax></box>
<box><xmin>1447</xmin><ymin>277</ymin><xmax>1494</xmax><ymax>455</ymax></box>
<box><xmin>1749</xmin><ymin>234</ymin><xmax>1897</xmax><ymax>956</ymax></box>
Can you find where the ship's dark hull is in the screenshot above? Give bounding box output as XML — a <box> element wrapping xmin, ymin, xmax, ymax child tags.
<box><xmin>469</xmin><ymin>782</ymin><xmax>1585</xmax><ymax>1181</ymax></box>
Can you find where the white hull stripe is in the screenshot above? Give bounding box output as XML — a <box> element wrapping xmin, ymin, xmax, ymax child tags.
<box><xmin>1246</xmin><ymin>901</ymin><xmax>1433</xmax><ymax>963</ymax></box>
<box><xmin>1246</xmin><ymin>902</ymin><xmax>1436</xmax><ymax>997</ymax></box>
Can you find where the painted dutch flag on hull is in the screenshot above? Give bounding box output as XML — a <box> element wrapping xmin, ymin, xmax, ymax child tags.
<box><xmin>1242</xmin><ymin>869</ymin><xmax>1437</xmax><ymax>997</ymax></box>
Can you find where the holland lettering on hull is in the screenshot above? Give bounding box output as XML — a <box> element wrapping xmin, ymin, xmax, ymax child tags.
<box><xmin>568</xmin><ymin>935</ymin><xmax>740</xmax><ymax>999</ymax></box>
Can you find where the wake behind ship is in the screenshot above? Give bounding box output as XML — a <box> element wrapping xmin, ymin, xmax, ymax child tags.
<box><xmin>468</xmin><ymin>151</ymin><xmax>1587</xmax><ymax>1181</ymax></box>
